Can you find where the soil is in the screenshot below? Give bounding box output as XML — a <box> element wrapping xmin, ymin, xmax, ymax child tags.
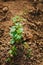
<box><xmin>0</xmin><ymin>0</ymin><xmax>43</xmax><ymax>65</ymax></box>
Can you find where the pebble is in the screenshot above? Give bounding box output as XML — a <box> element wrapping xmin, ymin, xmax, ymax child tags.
<box><xmin>2</xmin><ymin>7</ymin><xmax>8</xmax><ymax>13</ymax></box>
<box><xmin>29</xmin><ymin>42</ymin><xmax>32</xmax><ymax>45</ymax></box>
<box><xmin>30</xmin><ymin>57</ymin><xmax>34</xmax><ymax>60</ymax></box>
<box><xmin>36</xmin><ymin>60</ymin><xmax>40</xmax><ymax>64</ymax></box>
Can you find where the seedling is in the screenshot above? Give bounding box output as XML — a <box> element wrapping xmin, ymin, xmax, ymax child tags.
<box><xmin>23</xmin><ymin>7</ymin><xmax>29</xmax><ymax>15</ymax></box>
<box><xmin>12</xmin><ymin>16</ymin><xmax>24</xmax><ymax>23</ymax></box>
<box><xmin>23</xmin><ymin>42</ymin><xmax>31</xmax><ymax>58</ymax></box>
<box><xmin>26</xmin><ymin>49</ymin><xmax>32</xmax><ymax>58</ymax></box>
<box><xmin>6</xmin><ymin>57</ymin><xmax>11</xmax><ymax>62</ymax></box>
<box><xmin>23</xmin><ymin>42</ymin><xmax>29</xmax><ymax>49</ymax></box>
<box><xmin>10</xmin><ymin>23</ymin><xmax>23</xmax><ymax>44</ymax></box>
<box><xmin>10</xmin><ymin>16</ymin><xmax>23</xmax><ymax>44</ymax></box>
<box><xmin>9</xmin><ymin>46</ymin><xmax>17</xmax><ymax>56</ymax></box>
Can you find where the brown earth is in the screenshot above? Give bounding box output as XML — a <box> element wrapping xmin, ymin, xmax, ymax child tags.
<box><xmin>0</xmin><ymin>0</ymin><xmax>43</xmax><ymax>65</ymax></box>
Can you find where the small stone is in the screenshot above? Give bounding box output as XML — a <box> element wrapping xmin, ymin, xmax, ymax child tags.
<box><xmin>40</xmin><ymin>48</ymin><xmax>42</xmax><ymax>50</ymax></box>
<box><xmin>29</xmin><ymin>42</ymin><xmax>32</xmax><ymax>45</ymax></box>
<box><xmin>3</xmin><ymin>7</ymin><xmax>8</xmax><ymax>13</ymax></box>
<box><xmin>30</xmin><ymin>57</ymin><xmax>34</xmax><ymax>60</ymax></box>
<box><xmin>36</xmin><ymin>60</ymin><xmax>40</xmax><ymax>64</ymax></box>
<box><xmin>33</xmin><ymin>58</ymin><xmax>36</xmax><ymax>61</ymax></box>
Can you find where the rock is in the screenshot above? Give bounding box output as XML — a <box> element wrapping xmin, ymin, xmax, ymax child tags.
<box><xmin>30</xmin><ymin>57</ymin><xmax>34</xmax><ymax>60</ymax></box>
<box><xmin>2</xmin><ymin>7</ymin><xmax>8</xmax><ymax>13</ymax></box>
<box><xmin>36</xmin><ymin>60</ymin><xmax>40</xmax><ymax>64</ymax></box>
<box><xmin>29</xmin><ymin>42</ymin><xmax>32</xmax><ymax>45</ymax></box>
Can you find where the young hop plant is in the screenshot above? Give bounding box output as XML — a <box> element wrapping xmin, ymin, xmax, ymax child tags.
<box><xmin>23</xmin><ymin>42</ymin><xmax>32</xmax><ymax>58</ymax></box>
<box><xmin>6</xmin><ymin>46</ymin><xmax>17</xmax><ymax>62</ymax></box>
<box><xmin>9</xmin><ymin>45</ymin><xmax>17</xmax><ymax>57</ymax></box>
<box><xmin>10</xmin><ymin>16</ymin><xmax>23</xmax><ymax>44</ymax></box>
<box><xmin>26</xmin><ymin>49</ymin><xmax>32</xmax><ymax>58</ymax></box>
<box><xmin>12</xmin><ymin>16</ymin><xmax>24</xmax><ymax>23</ymax></box>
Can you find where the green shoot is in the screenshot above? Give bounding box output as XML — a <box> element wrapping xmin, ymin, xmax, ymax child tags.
<box><xmin>12</xmin><ymin>15</ymin><xmax>24</xmax><ymax>23</ymax></box>
<box><xmin>23</xmin><ymin>42</ymin><xmax>31</xmax><ymax>58</ymax></box>
<box><xmin>10</xmin><ymin>16</ymin><xmax>23</xmax><ymax>44</ymax></box>
<box><xmin>6</xmin><ymin>57</ymin><xmax>11</xmax><ymax>62</ymax></box>
<box><xmin>9</xmin><ymin>46</ymin><xmax>17</xmax><ymax>56</ymax></box>
<box><xmin>26</xmin><ymin>49</ymin><xmax>32</xmax><ymax>58</ymax></box>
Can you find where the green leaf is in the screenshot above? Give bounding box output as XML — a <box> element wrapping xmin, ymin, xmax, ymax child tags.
<box><xmin>12</xmin><ymin>46</ymin><xmax>17</xmax><ymax>51</ymax></box>
<box><xmin>12</xmin><ymin>46</ymin><xmax>17</xmax><ymax>56</ymax></box>
<box><xmin>9</xmin><ymin>46</ymin><xmax>17</xmax><ymax>56</ymax></box>
<box><xmin>17</xmin><ymin>28</ymin><xmax>23</xmax><ymax>34</ymax></box>
<box><xmin>14</xmin><ymin>34</ymin><xmax>18</xmax><ymax>38</ymax></box>
<box><xmin>12</xmin><ymin>17</ymin><xmax>17</xmax><ymax>23</ymax></box>
<box><xmin>10</xmin><ymin>39</ymin><xmax>15</xmax><ymax>44</ymax></box>
<box><xmin>10</xmin><ymin>31</ymin><xmax>17</xmax><ymax>38</ymax></box>
<box><xmin>9</xmin><ymin>50</ymin><xmax>12</xmax><ymax>54</ymax></box>
<box><xmin>16</xmin><ymin>35</ymin><xmax>22</xmax><ymax>40</ymax></box>
<box><xmin>6</xmin><ymin>58</ymin><xmax>11</xmax><ymax>62</ymax></box>
<box><xmin>15</xmin><ymin>23</ymin><xmax>22</xmax><ymax>28</ymax></box>
<box><xmin>10</xmin><ymin>26</ymin><xmax>16</xmax><ymax>33</ymax></box>
<box><xmin>12</xmin><ymin>16</ymin><xmax>20</xmax><ymax>23</ymax></box>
